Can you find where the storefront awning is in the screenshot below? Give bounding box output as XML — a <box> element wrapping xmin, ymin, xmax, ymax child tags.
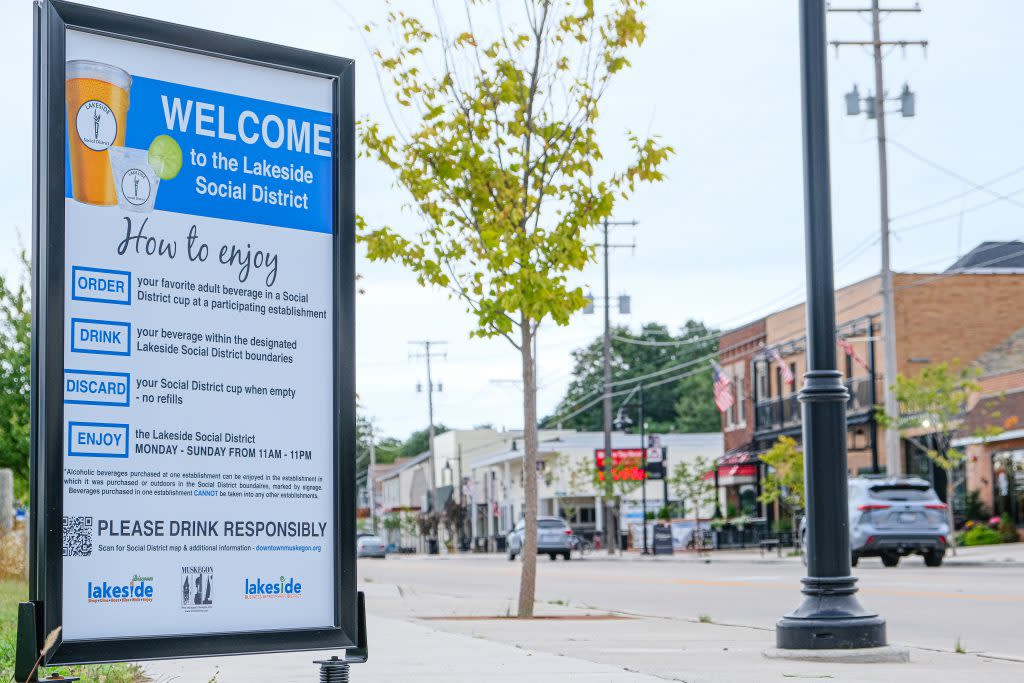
<box><xmin>702</xmin><ymin>451</ymin><xmax>759</xmax><ymax>481</ymax></box>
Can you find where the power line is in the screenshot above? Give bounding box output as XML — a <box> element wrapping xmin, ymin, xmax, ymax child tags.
<box><xmin>542</xmin><ymin>238</ymin><xmax>1018</xmax><ymax>430</ymax></box>
<box><xmin>611</xmin><ymin>329</ymin><xmax>721</xmax><ymax>347</ymax></box>
<box><xmin>892</xmin><ymin>184</ymin><xmax>1024</xmax><ymax>236</ymax></box>
<box><xmin>889</xmin><ymin>162</ymin><xmax>1024</xmax><ymax>222</ymax></box>
<box><xmin>888</xmin><ymin>139</ymin><xmax>1024</xmax><ymax>212</ymax></box>
<box><xmin>546</xmin><ymin>329</ymin><xmax>770</xmax><ymax>425</ymax></box>
<box><xmin>769</xmin><ymin>241</ymin><xmax>1024</xmax><ymax>343</ymax></box>
<box><xmin>542</xmin><ymin>362</ymin><xmax>714</xmax><ymax>428</ymax></box>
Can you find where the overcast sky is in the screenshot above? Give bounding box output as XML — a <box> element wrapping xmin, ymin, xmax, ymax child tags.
<box><xmin>2</xmin><ymin>1</ymin><xmax>1023</xmax><ymax>441</ymax></box>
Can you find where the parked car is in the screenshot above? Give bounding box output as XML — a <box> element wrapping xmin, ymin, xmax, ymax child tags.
<box><xmin>356</xmin><ymin>534</ymin><xmax>387</xmax><ymax>558</ymax></box>
<box><xmin>507</xmin><ymin>516</ymin><xmax>573</xmax><ymax>561</ymax></box>
<box><xmin>800</xmin><ymin>477</ymin><xmax>949</xmax><ymax>567</ymax></box>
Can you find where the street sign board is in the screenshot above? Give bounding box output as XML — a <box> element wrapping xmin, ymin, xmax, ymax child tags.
<box><xmin>594</xmin><ymin>447</ymin><xmax>667</xmax><ymax>481</ymax></box>
<box><xmin>30</xmin><ymin>0</ymin><xmax>356</xmax><ymax>666</ymax></box>
<box><xmin>594</xmin><ymin>448</ymin><xmax>646</xmax><ymax>481</ymax></box>
<box><xmin>652</xmin><ymin>523</ymin><xmax>674</xmax><ymax>555</ymax></box>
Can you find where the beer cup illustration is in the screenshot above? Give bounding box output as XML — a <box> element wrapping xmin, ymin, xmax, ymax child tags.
<box><xmin>66</xmin><ymin>60</ymin><xmax>131</xmax><ymax>206</ymax></box>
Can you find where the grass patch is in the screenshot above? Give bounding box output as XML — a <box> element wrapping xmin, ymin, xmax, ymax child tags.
<box><xmin>698</xmin><ymin>614</ymin><xmax>713</xmax><ymax>624</ymax></box>
<box><xmin>1</xmin><ymin>579</ymin><xmax>144</xmax><ymax>682</ymax></box>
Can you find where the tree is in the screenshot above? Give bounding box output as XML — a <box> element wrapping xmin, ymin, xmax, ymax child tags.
<box><xmin>672</xmin><ymin>368</ymin><xmax>720</xmax><ymax>433</ymax></box>
<box><xmin>397</xmin><ymin>425</ymin><xmax>450</xmax><ymax>459</ymax></box>
<box><xmin>669</xmin><ymin>455</ymin><xmax>716</xmax><ymax>549</ymax></box>
<box><xmin>373</xmin><ymin>436</ymin><xmax>404</xmax><ymax>465</ymax></box>
<box><xmin>758</xmin><ymin>436</ymin><xmax>804</xmax><ymax>538</ymax></box>
<box><xmin>355</xmin><ymin>415</ymin><xmax>375</xmax><ymax>492</ymax></box>
<box><xmin>359</xmin><ymin>1</ymin><xmax>671</xmax><ymax>616</ymax></box>
<box><xmin>0</xmin><ymin>252</ymin><xmax>30</xmax><ymax>501</ymax></box>
<box><xmin>878</xmin><ymin>362</ymin><xmax>1000</xmax><ymax>555</ymax></box>
<box><xmin>549</xmin><ymin>321</ymin><xmax>719</xmax><ymax>433</ymax></box>
<box><xmin>370</xmin><ymin>426</ymin><xmax>450</xmax><ymax>466</ymax></box>
<box><xmin>442</xmin><ymin>497</ymin><xmax>468</xmax><ymax>550</ymax></box>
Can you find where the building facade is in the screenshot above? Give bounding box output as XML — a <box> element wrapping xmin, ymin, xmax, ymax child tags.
<box><xmin>718</xmin><ymin>252</ymin><xmax>1024</xmax><ymax>517</ymax></box>
<box><xmin>375</xmin><ymin>427</ymin><xmax>724</xmax><ymax>552</ymax></box>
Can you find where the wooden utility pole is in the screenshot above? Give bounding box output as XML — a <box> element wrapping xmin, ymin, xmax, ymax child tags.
<box><xmin>829</xmin><ymin>2</ymin><xmax>926</xmax><ymax>476</ymax></box>
<box><xmin>409</xmin><ymin>341</ymin><xmax>447</xmax><ymax>521</ymax></box>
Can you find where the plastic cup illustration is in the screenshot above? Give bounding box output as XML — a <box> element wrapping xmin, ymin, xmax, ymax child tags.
<box><xmin>108</xmin><ymin>147</ymin><xmax>159</xmax><ymax>213</ymax></box>
<box><xmin>66</xmin><ymin>60</ymin><xmax>132</xmax><ymax>206</ymax></box>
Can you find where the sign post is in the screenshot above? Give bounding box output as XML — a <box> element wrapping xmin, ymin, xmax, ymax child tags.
<box><xmin>22</xmin><ymin>1</ymin><xmax>362</xmax><ymax>678</ymax></box>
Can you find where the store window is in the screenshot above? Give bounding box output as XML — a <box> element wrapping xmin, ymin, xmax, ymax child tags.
<box><xmin>733</xmin><ymin>363</ymin><xmax>746</xmax><ymax>428</ymax></box>
<box><xmin>994</xmin><ymin>450</ymin><xmax>1024</xmax><ymax>526</ymax></box>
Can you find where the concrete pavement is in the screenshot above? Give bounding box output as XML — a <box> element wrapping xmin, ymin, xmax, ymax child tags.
<box><xmin>361</xmin><ymin>544</ymin><xmax>1024</xmax><ymax>655</ymax></box>
<box><xmin>142</xmin><ymin>546</ymin><xmax>1024</xmax><ymax>682</ymax></box>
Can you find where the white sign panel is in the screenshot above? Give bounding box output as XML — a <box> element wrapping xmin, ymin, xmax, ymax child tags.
<box><xmin>61</xmin><ymin>29</ymin><xmax>335</xmax><ymax>640</ymax></box>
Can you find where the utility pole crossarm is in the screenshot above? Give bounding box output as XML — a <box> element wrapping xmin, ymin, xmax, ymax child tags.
<box><xmin>829</xmin><ymin>40</ymin><xmax>928</xmax><ymax>47</ymax></box>
<box><xmin>831</xmin><ymin>39</ymin><xmax>929</xmax><ymax>48</ymax></box>
<box><xmin>827</xmin><ymin>3</ymin><xmax>922</xmax><ymax>11</ymax></box>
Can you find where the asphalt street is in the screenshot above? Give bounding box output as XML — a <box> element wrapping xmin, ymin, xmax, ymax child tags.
<box><xmin>359</xmin><ymin>544</ymin><xmax>1024</xmax><ymax>657</ymax></box>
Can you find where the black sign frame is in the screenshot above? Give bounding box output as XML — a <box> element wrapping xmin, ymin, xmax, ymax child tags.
<box><xmin>30</xmin><ymin>0</ymin><xmax>357</xmax><ymax>665</ymax></box>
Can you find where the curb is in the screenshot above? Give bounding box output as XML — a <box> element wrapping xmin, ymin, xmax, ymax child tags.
<box><xmin>763</xmin><ymin>645</ymin><xmax>910</xmax><ymax>664</ymax></box>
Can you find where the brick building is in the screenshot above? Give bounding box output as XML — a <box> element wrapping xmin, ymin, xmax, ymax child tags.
<box><xmin>959</xmin><ymin>326</ymin><xmax>1024</xmax><ymax>526</ymax></box>
<box><xmin>716</xmin><ymin>243</ymin><xmax>1024</xmax><ymax>515</ymax></box>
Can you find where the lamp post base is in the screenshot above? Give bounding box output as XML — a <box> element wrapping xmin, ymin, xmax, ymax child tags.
<box><xmin>775</xmin><ymin>576</ymin><xmax>886</xmax><ymax>649</ymax></box>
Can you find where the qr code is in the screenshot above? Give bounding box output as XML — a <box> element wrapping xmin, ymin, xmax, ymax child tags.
<box><xmin>63</xmin><ymin>516</ymin><xmax>93</xmax><ymax>557</ymax></box>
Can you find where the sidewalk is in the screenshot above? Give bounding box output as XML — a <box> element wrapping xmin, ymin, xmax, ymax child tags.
<box><xmin>143</xmin><ymin>579</ymin><xmax>1024</xmax><ymax>682</ymax></box>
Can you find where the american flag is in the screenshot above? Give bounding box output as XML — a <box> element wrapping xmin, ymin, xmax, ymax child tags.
<box><xmin>711</xmin><ymin>361</ymin><xmax>734</xmax><ymax>413</ymax></box>
<box><xmin>767</xmin><ymin>346</ymin><xmax>794</xmax><ymax>385</ymax></box>
<box><xmin>836</xmin><ymin>334</ymin><xmax>871</xmax><ymax>371</ymax></box>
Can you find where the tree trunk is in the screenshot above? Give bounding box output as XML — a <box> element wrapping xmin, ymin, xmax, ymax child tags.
<box><xmin>946</xmin><ymin>471</ymin><xmax>957</xmax><ymax>556</ymax></box>
<box><xmin>517</xmin><ymin>320</ymin><xmax>539</xmax><ymax>618</ymax></box>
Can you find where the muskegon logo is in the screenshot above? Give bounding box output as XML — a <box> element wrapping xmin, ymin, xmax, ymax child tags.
<box><xmin>244</xmin><ymin>576</ymin><xmax>303</xmax><ymax>600</ymax></box>
<box><xmin>87</xmin><ymin>574</ymin><xmax>154</xmax><ymax>604</ymax></box>
<box><xmin>181</xmin><ymin>565</ymin><xmax>214</xmax><ymax>612</ymax></box>
<box><xmin>75</xmin><ymin>100</ymin><xmax>117</xmax><ymax>151</ymax></box>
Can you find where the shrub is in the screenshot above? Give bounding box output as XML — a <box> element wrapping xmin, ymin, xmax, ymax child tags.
<box><xmin>997</xmin><ymin>513</ymin><xmax>1018</xmax><ymax>543</ymax></box>
<box><xmin>773</xmin><ymin>517</ymin><xmax>793</xmax><ymax>533</ymax></box>
<box><xmin>962</xmin><ymin>525</ymin><xmax>1002</xmax><ymax>546</ymax></box>
<box><xmin>964</xmin><ymin>489</ymin><xmax>989</xmax><ymax>521</ymax></box>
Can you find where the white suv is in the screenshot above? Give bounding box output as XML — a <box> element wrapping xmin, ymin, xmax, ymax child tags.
<box><xmin>507</xmin><ymin>516</ymin><xmax>573</xmax><ymax>561</ymax></box>
<box><xmin>801</xmin><ymin>477</ymin><xmax>949</xmax><ymax>568</ymax></box>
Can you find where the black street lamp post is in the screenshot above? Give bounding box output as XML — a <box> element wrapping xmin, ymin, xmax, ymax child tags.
<box><xmin>639</xmin><ymin>384</ymin><xmax>648</xmax><ymax>555</ymax></box>
<box><xmin>776</xmin><ymin>0</ymin><xmax>887</xmax><ymax>650</ymax></box>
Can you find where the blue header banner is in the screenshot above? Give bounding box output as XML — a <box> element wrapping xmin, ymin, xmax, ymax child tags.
<box><xmin>66</xmin><ymin>75</ymin><xmax>334</xmax><ymax>233</ymax></box>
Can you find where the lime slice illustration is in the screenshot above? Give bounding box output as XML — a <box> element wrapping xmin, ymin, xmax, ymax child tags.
<box><xmin>148</xmin><ymin>134</ymin><xmax>183</xmax><ymax>180</ymax></box>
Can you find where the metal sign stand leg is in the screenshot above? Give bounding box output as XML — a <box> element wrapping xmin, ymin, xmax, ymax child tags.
<box><xmin>14</xmin><ymin>601</ymin><xmax>80</xmax><ymax>682</ymax></box>
<box><xmin>314</xmin><ymin>592</ymin><xmax>368</xmax><ymax>681</ymax></box>
<box><xmin>14</xmin><ymin>601</ymin><xmax>40</xmax><ymax>682</ymax></box>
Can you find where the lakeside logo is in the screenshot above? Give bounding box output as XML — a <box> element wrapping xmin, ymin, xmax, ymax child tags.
<box><xmin>122</xmin><ymin>167</ymin><xmax>152</xmax><ymax>206</ymax></box>
<box><xmin>244</xmin><ymin>575</ymin><xmax>303</xmax><ymax>600</ymax></box>
<box><xmin>181</xmin><ymin>565</ymin><xmax>214</xmax><ymax>612</ymax></box>
<box><xmin>75</xmin><ymin>100</ymin><xmax>117</xmax><ymax>151</ymax></box>
<box><xmin>87</xmin><ymin>574</ymin><xmax>154</xmax><ymax>604</ymax></box>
